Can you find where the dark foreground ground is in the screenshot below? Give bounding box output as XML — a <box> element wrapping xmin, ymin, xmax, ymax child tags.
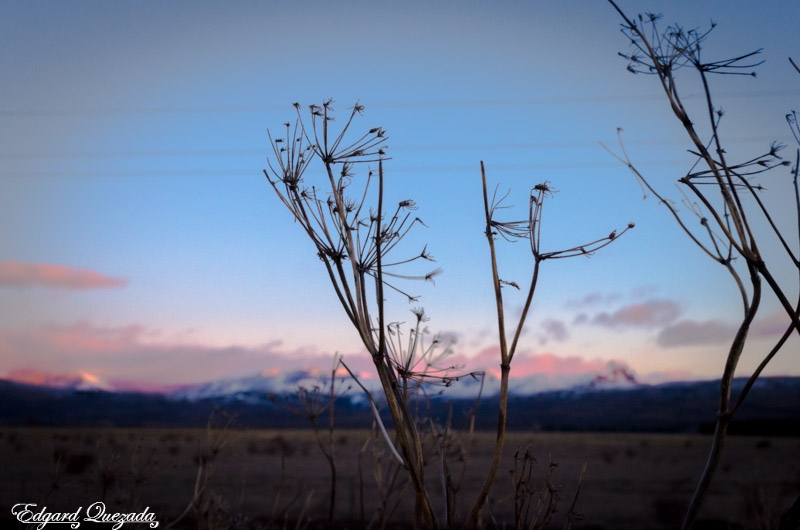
<box><xmin>0</xmin><ymin>427</ymin><xmax>798</xmax><ymax>529</ymax></box>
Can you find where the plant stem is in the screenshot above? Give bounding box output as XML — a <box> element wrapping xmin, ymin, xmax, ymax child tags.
<box><xmin>681</xmin><ymin>264</ymin><xmax>760</xmax><ymax>530</ymax></box>
<box><xmin>465</xmin><ymin>162</ymin><xmax>512</xmax><ymax>529</ymax></box>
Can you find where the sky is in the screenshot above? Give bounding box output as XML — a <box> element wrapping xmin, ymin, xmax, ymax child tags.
<box><xmin>1</xmin><ymin>0</ymin><xmax>799</xmax><ymax>393</ymax></box>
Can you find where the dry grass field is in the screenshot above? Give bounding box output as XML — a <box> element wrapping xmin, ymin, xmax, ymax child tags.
<box><xmin>0</xmin><ymin>426</ymin><xmax>798</xmax><ymax>529</ymax></box>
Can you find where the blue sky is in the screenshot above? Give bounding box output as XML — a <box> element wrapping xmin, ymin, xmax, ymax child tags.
<box><xmin>1</xmin><ymin>1</ymin><xmax>798</xmax><ymax>391</ymax></box>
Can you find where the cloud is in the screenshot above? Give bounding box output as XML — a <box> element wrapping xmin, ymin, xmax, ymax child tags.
<box><xmin>656</xmin><ymin>319</ymin><xmax>736</xmax><ymax>348</ymax></box>
<box><xmin>0</xmin><ymin>322</ymin><xmax>367</xmax><ymax>391</ymax></box>
<box><xmin>436</xmin><ymin>330</ymin><xmax>461</xmax><ymax>347</ymax></box>
<box><xmin>29</xmin><ymin>322</ymin><xmax>148</xmax><ymax>353</ymax></box>
<box><xmin>5</xmin><ymin>368</ymin><xmax>114</xmax><ymax>391</ymax></box>
<box><xmin>0</xmin><ymin>261</ymin><xmax>127</xmax><ymax>290</ymax></box>
<box><xmin>447</xmin><ymin>348</ymin><xmax>646</xmax><ymax>395</ymax></box>
<box><xmin>589</xmin><ymin>299</ymin><xmax>680</xmax><ymax>329</ymax></box>
<box><xmin>448</xmin><ymin>346</ymin><xmax>610</xmax><ymax>378</ymax></box>
<box><xmin>538</xmin><ymin>318</ymin><xmax>568</xmax><ymax>345</ymax></box>
<box><xmin>512</xmin><ymin>352</ymin><xmax>609</xmax><ymax>377</ymax></box>
<box><xmin>750</xmin><ymin>311</ymin><xmax>794</xmax><ymax>338</ymax></box>
<box><xmin>567</xmin><ymin>291</ymin><xmax>622</xmax><ymax>310</ymax></box>
<box><xmin>1</xmin><ymin>321</ymin><xmax>708</xmax><ymax>395</ymax></box>
<box><xmin>573</xmin><ymin>313</ymin><xmax>589</xmax><ymax>325</ymax></box>
<box><xmin>656</xmin><ymin>311</ymin><xmax>796</xmax><ymax>348</ymax></box>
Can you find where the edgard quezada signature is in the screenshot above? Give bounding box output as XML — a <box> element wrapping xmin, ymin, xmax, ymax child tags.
<box><xmin>11</xmin><ymin>502</ymin><xmax>158</xmax><ymax>529</ymax></box>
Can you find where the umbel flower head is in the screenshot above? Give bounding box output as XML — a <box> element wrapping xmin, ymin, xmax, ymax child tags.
<box><xmin>380</xmin><ymin>307</ymin><xmax>482</xmax><ymax>391</ymax></box>
<box><xmin>264</xmin><ymin>101</ymin><xmax>442</xmax><ymax>358</ymax></box>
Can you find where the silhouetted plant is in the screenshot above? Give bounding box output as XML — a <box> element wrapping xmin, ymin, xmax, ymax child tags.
<box><xmin>464</xmin><ymin>166</ymin><xmax>632</xmax><ymax>528</ymax></box>
<box><xmin>509</xmin><ymin>447</ymin><xmax>561</xmax><ymax>530</ymax></box>
<box><xmin>95</xmin><ymin>438</ymin><xmax>120</xmax><ymax>503</ymax></box>
<box><xmin>267</xmin><ymin>434</ymin><xmax>312</xmax><ymax>530</ymax></box>
<box><xmin>167</xmin><ymin>409</ymin><xmax>237</xmax><ymax>529</ymax></box>
<box><xmin>128</xmin><ymin>439</ymin><xmax>161</xmax><ymax>511</ymax></box>
<box><xmin>264</xmin><ymin>100</ymin><xmax>631</xmax><ymax>528</ymax></box>
<box><xmin>282</xmin><ymin>354</ymin><xmax>350</xmax><ymax>525</ymax></box>
<box><xmin>366</xmin><ymin>426</ymin><xmax>413</xmax><ymax>530</ymax></box>
<box><xmin>265</xmin><ymin>100</ymin><xmax>464</xmax><ymax>528</ymax></box>
<box><xmin>605</xmin><ymin>3</ymin><xmax>800</xmax><ymax>528</ymax></box>
<box><xmin>385</xmin><ymin>307</ymin><xmax>469</xmax><ymax>395</ymax></box>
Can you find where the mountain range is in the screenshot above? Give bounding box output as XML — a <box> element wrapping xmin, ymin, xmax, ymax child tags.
<box><xmin>1</xmin><ymin>368</ymin><xmax>799</xmax><ymax>434</ymax></box>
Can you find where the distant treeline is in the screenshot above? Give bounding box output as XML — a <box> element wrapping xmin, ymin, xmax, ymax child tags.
<box><xmin>1</xmin><ymin>377</ymin><xmax>799</xmax><ymax>436</ymax></box>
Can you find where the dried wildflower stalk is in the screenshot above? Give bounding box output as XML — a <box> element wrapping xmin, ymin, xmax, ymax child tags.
<box><xmin>510</xmin><ymin>447</ymin><xmax>560</xmax><ymax>530</ymax></box>
<box><xmin>605</xmin><ymin>3</ymin><xmax>800</xmax><ymax>528</ymax></box>
<box><xmin>265</xmin><ymin>100</ymin><xmax>448</xmax><ymax>527</ymax></box>
<box><xmin>282</xmin><ymin>354</ymin><xmax>350</xmax><ymax>525</ymax></box>
<box><xmin>266</xmin><ymin>101</ymin><xmax>627</xmax><ymax>528</ymax></box>
<box><xmin>166</xmin><ymin>410</ymin><xmax>237</xmax><ymax>529</ymax></box>
<box><xmin>464</xmin><ymin>165</ymin><xmax>631</xmax><ymax>528</ymax></box>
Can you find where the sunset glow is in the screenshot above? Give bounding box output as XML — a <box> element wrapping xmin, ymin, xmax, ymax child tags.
<box><xmin>0</xmin><ymin>261</ymin><xmax>128</xmax><ymax>290</ymax></box>
<box><xmin>1</xmin><ymin>1</ymin><xmax>798</xmax><ymax>393</ymax></box>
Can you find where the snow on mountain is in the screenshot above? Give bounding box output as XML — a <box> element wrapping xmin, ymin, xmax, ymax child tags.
<box><xmin>169</xmin><ymin>369</ymin><xmax>351</xmax><ymax>402</ymax></box>
<box><xmin>169</xmin><ymin>361</ymin><xmax>641</xmax><ymax>403</ymax></box>
<box><xmin>4</xmin><ymin>370</ymin><xmax>113</xmax><ymax>392</ymax></box>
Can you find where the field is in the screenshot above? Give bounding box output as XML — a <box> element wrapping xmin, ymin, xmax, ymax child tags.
<box><xmin>0</xmin><ymin>426</ymin><xmax>798</xmax><ymax>529</ymax></box>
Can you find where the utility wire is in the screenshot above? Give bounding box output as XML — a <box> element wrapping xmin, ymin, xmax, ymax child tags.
<box><xmin>0</xmin><ymin>135</ymin><xmax>786</xmax><ymax>161</ymax></box>
<box><xmin>1</xmin><ymin>90</ymin><xmax>797</xmax><ymax>117</ymax></box>
<box><xmin>0</xmin><ymin>159</ymin><xmax>735</xmax><ymax>179</ymax></box>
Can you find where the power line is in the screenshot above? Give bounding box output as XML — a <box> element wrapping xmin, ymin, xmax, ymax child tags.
<box><xmin>0</xmin><ymin>159</ymin><xmax>736</xmax><ymax>179</ymax></box>
<box><xmin>1</xmin><ymin>90</ymin><xmax>798</xmax><ymax>118</ymax></box>
<box><xmin>0</xmin><ymin>135</ymin><xmax>787</xmax><ymax>161</ymax></box>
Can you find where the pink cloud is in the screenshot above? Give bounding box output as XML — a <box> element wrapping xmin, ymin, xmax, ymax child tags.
<box><xmin>448</xmin><ymin>346</ymin><xmax>611</xmax><ymax>379</ymax></box>
<box><xmin>39</xmin><ymin>322</ymin><xmax>147</xmax><ymax>353</ymax></box>
<box><xmin>1</xmin><ymin>322</ymin><xmax>629</xmax><ymax>392</ymax></box>
<box><xmin>5</xmin><ymin>368</ymin><xmax>112</xmax><ymax>391</ymax></box>
<box><xmin>0</xmin><ymin>322</ymin><xmax>371</xmax><ymax>390</ymax></box>
<box><xmin>0</xmin><ymin>261</ymin><xmax>127</xmax><ymax>290</ymax></box>
<box><xmin>590</xmin><ymin>299</ymin><xmax>680</xmax><ymax>329</ymax></box>
<box><xmin>442</xmin><ymin>347</ymin><xmax>645</xmax><ymax>395</ymax></box>
<box><xmin>511</xmin><ymin>352</ymin><xmax>608</xmax><ymax>377</ymax></box>
<box><xmin>1</xmin><ymin>321</ymin><xmax>711</xmax><ymax>394</ymax></box>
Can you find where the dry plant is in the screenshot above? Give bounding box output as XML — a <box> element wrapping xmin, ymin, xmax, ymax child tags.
<box><xmin>504</xmin><ymin>447</ymin><xmax>586</xmax><ymax>530</ymax></box>
<box><xmin>465</xmin><ymin>167</ymin><xmax>632</xmax><ymax>528</ymax></box>
<box><xmin>264</xmin><ymin>100</ymin><xmax>630</xmax><ymax>528</ymax></box>
<box><xmin>355</xmin><ymin>411</ymin><xmax>422</xmax><ymax>530</ymax></box>
<box><xmin>280</xmin><ymin>354</ymin><xmax>351</xmax><ymax>525</ymax></box>
<box><xmin>266</xmin><ymin>435</ymin><xmax>313</xmax><ymax>530</ymax></box>
<box><xmin>427</xmin><ymin>399</ymin><xmax>483</xmax><ymax>528</ymax></box>
<box><xmin>605</xmin><ymin>3</ymin><xmax>800</xmax><ymax>528</ymax></box>
<box><xmin>42</xmin><ymin>442</ymin><xmax>74</xmax><ymax>505</ymax></box>
<box><xmin>375</xmin><ymin>309</ymin><xmax>482</xmax><ymax>528</ymax></box>
<box><xmin>95</xmin><ymin>438</ymin><xmax>120</xmax><ymax>503</ymax></box>
<box><xmin>264</xmin><ymin>99</ymin><xmax>456</xmax><ymax>528</ymax></box>
<box><xmin>367</xmin><ymin>426</ymin><xmax>413</xmax><ymax>530</ymax></box>
<box><xmin>127</xmin><ymin>438</ymin><xmax>163</xmax><ymax>511</ymax></box>
<box><xmin>95</xmin><ymin>436</ymin><xmax>167</xmax><ymax>515</ymax></box>
<box><xmin>167</xmin><ymin>409</ymin><xmax>238</xmax><ymax>529</ymax></box>
<box><xmin>39</xmin><ymin>436</ymin><xmax>96</xmax><ymax>506</ymax></box>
